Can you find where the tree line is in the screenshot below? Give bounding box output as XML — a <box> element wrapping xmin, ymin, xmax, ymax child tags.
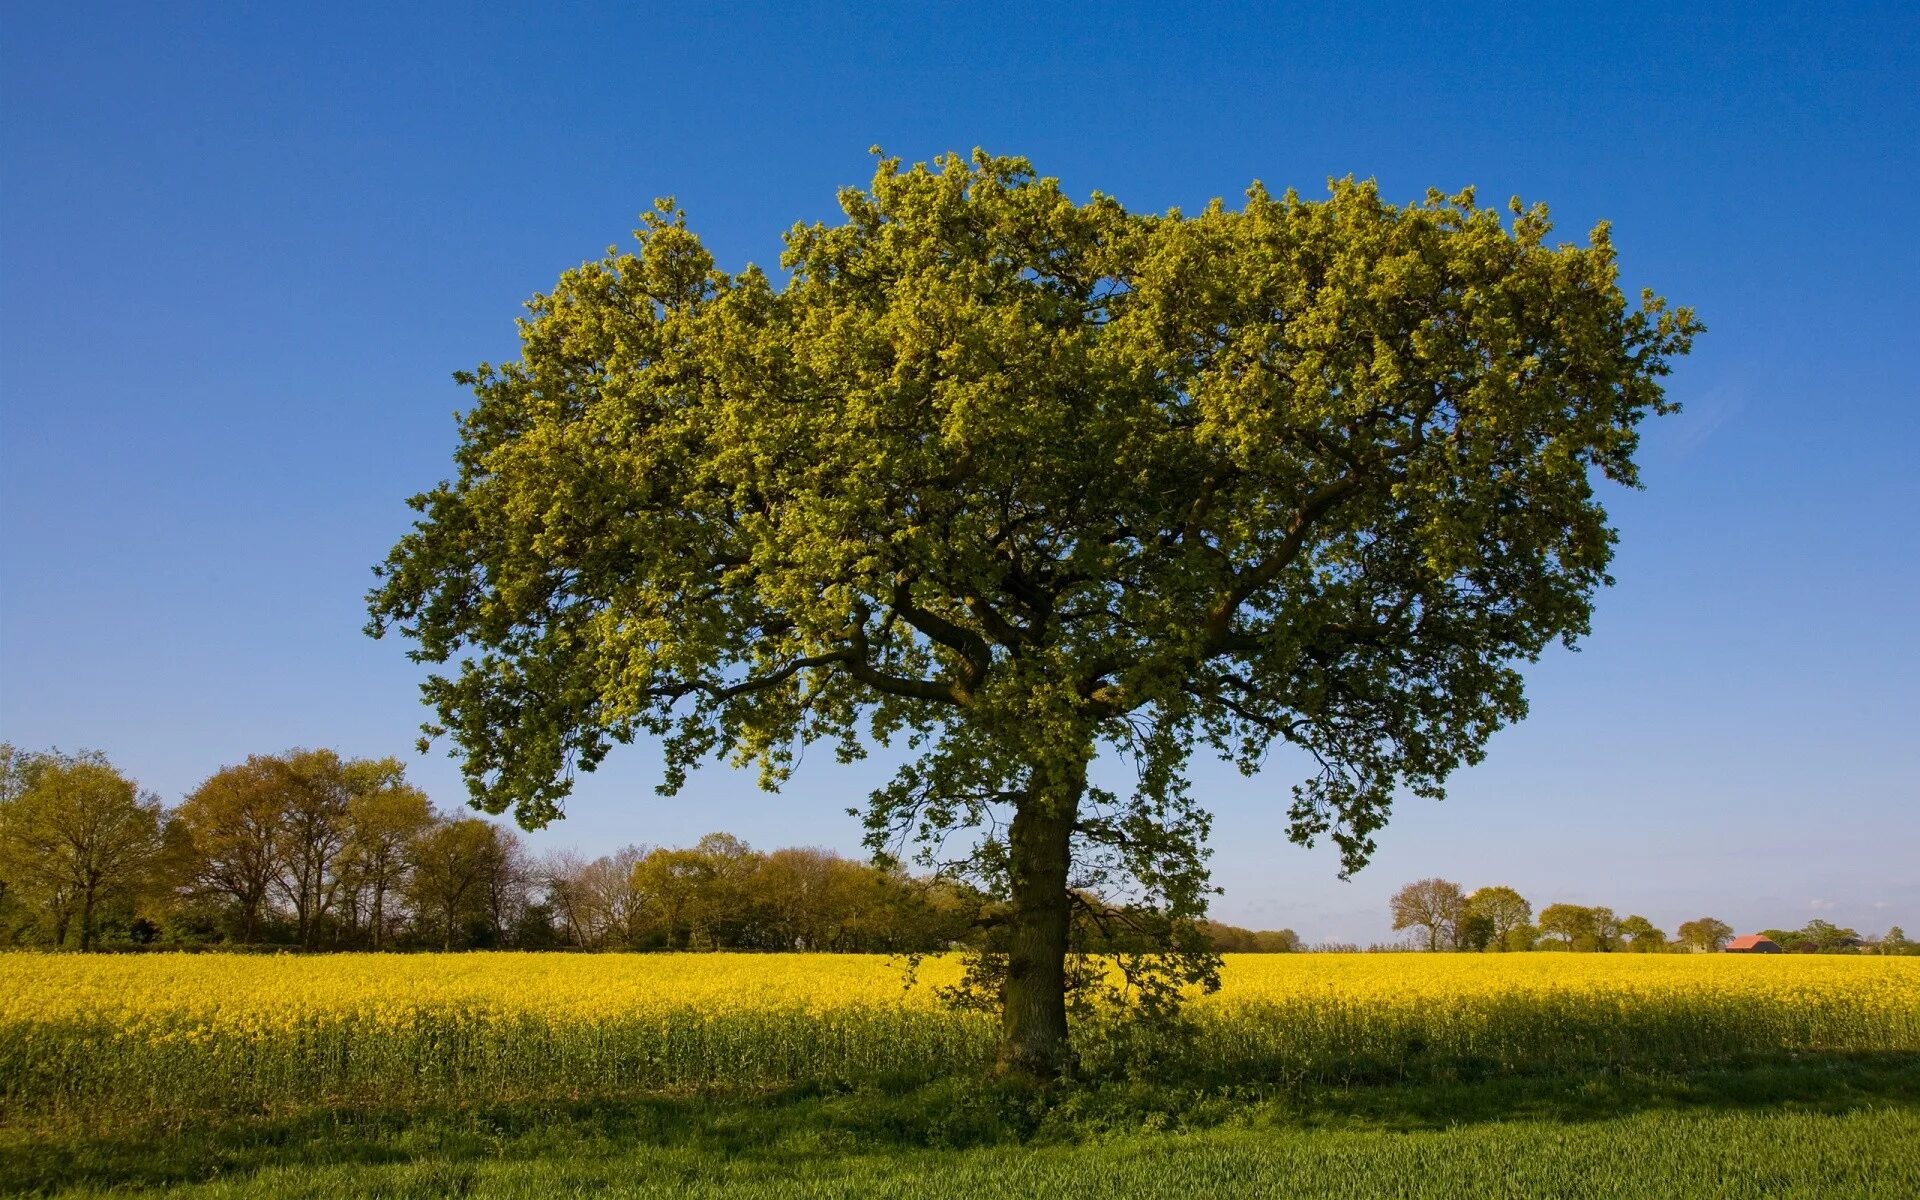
<box><xmin>0</xmin><ymin>745</ymin><xmax>1298</xmax><ymax>954</ymax></box>
<box><xmin>1387</xmin><ymin>877</ymin><xmax>1915</xmax><ymax>955</ymax></box>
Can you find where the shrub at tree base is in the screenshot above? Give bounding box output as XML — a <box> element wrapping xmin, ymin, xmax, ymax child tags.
<box><xmin>4</xmin><ymin>953</ymin><xmax>1914</xmax><ymax>1119</ymax></box>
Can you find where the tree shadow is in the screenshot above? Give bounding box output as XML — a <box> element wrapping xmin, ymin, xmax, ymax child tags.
<box><xmin>1249</xmin><ymin>1050</ymin><xmax>1920</xmax><ymax>1131</ymax></box>
<box><xmin>5</xmin><ymin>1052</ymin><xmax>1917</xmax><ymax>1195</ymax></box>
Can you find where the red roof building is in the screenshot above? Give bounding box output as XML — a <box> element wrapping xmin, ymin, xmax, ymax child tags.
<box><xmin>1725</xmin><ymin>934</ymin><xmax>1782</xmax><ymax>953</ymax></box>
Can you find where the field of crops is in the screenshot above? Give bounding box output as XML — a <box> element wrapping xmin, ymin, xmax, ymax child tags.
<box><xmin>4</xmin><ymin>951</ymin><xmax>1915</xmax><ymax>1120</ymax></box>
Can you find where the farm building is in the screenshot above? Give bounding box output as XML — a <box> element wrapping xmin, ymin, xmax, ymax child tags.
<box><xmin>1725</xmin><ymin>934</ymin><xmax>1782</xmax><ymax>953</ymax></box>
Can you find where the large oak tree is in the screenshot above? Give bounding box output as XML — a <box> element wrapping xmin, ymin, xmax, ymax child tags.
<box><xmin>369</xmin><ymin>152</ymin><xmax>1698</xmax><ymax>1075</ymax></box>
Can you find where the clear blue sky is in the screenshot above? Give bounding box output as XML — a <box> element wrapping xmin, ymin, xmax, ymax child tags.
<box><xmin>3</xmin><ymin>2</ymin><xmax>1915</xmax><ymax>943</ymax></box>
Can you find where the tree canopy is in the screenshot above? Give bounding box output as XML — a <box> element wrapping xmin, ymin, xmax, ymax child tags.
<box><xmin>1676</xmin><ymin>916</ymin><xmax>1734</xmax><ymax>952</ymax></box>
<box><xmin>1466</xmin><ymin>885</ymin><xmax>1533</xmax><ymax>950</ymax></box>
<box><xmin>0</xmin><ymin>748</ymin><xmax>166</xmax><ymax>950</ymax></box>
<box><xmin>368</xmin><ymin>150</ymin><xmax>1699</xmax><ymax>1073</ymax></box>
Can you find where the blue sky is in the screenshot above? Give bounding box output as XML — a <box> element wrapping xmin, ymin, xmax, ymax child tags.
<box><xmin>3</xmin><ymin>2</ymin><xmax>1915</xmax><ymax>943</ymax></box>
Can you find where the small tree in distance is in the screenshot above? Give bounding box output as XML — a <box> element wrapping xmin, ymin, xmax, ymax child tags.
<box><xmin>1465</xmin><ymin>885</ymin><xmax>1532</xmax><ymax>952</ymax></box>
<box><xmin>367</xmin><ymin>151</ymin><xmax>1699</xmax><ymax>1076</ymax></box>
<box><xmin>1390</xmin><ymin>878</ymin><xmax>1468</xmax><ymax>950</ymax></box>
<box><xmin>1798</xmin><ymin>918</ymin><xmax>1861</xmax><ymax>953</ymax></box>
<box><xmin>1455</xmin><ymin>911</ymin><xmax>1496</xmax><ymax>951</ymax></box>
<box><xmin>1619</xmin><ymin>914</ymin><xmax>1668</xmax><ymax>952</ymax></box>
<box><xmin>1538</xmin><ymin>902</ymin><xmax>1590</xmax><ymax>950</ymax></box>
<box><xmin>1676</xmin><ymin>916</ymin><xmax>1733</xmax><ymax>952</ymax></box>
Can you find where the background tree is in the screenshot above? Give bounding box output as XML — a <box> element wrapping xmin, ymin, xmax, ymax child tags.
<box><xmin>1676</xmin><ymin>916</ymin><xmax>1733</xmax><ymax>952</ymax></box>
<box><xmin>179</xmin><ymin>749</ymin><xmax>425</xmax><ymax>947</ymax></box>
<box><xmin>478</xmin><ymin>826</ymin><xmax>532</xmax><ymax>945</ymax></box>
<box><xmin>681</xmin><ymin>832</ymin><xmax>760</xmax><ymax>949</ymax></box>
<box><xmin>272</xmin><ymin>750</ymin><xmax>356</xmax><ymax>948</ymax></box>
<box><xmin>0</xmin><ymin>744</ymin><xmax>28</xmax><ymax>803</ymax></box>
<box><xmin>1590</xmin><ymin>907</ymin><xmax>1624</xmax><ymax>952</ymax></box>
<box><xmin>1454</xmin><ymin>912</ymin><xmax>1495</xmax><ymax>951</ymax></box>
<box><xmin>1198</xmin><ymin>921</ymin><xmax>1301</xmax><ymax>952</ymax></box>
<box><xmin>1389</xmin><ymin>878</ymin><xmax>1468</xmax><ymax>951</ymax></box>
<box><xmin>538</xmin><ymin>851</ymin><xmax>597</xmax><ymax>947</ymax></box>
<box><xmin>1619</xmin><ymin>914</ymin><xmax>1668</xmax><ymax>952</ymax></box>
<box><xmin>340</xmin><ymin>777</ymin><xmax>433</xmax><ymax>948</ymax></box>
<box><xmin>407</xmin><ymin>817</ymin><xmax>502</xmax><ymax>949</ymax></box>
<box><xmin>630</xmin><ymin>845</ymin><xmax>713</xmax><ymax>951</ymax></box>
<box><xmin>543</xmin><ymin>846</ymin><xmax>653</xmax><ymax>948</ymax></box>
<box><xmin>177</xmin><ymin>757</ymin><xmax>287</xmax><ymax>942</ymax></box>
<box><xmin>1754</xmin><ymin>923</ymin><xmax>1860</xmax><ymax>953</ymax></box>
<box><xmin>755</xmin><ymin>846</ymin><xmax>843</xmax><ymax>951</ymax></box>
<box><xmin>1464</xmin><ymin>885</ymin><xmax>1532</xmax><ymax>952</ymax></box>
<box><xmin>1794</xmin><ymin>919</ymin><xmax>1860</xmax><ymax>953</ymax></box>
<box><xmin>0</xmin><ymin>750</ymin><xmax>166</xmax><ymax>949</ymax></box>
<box><xmin>0</xmin><ymin>747</ymin><xmax>24</xmax><ymax>940</ymax></box>
<box><xmin>1537</xmin><ymin>902</ymin><xmax>1590</xmax><ymax>950</ymax></box>
<box><xmin>367</xmin><ymin>151</ymin><xmax>1698</xmax><ymax>1074</ymax></box>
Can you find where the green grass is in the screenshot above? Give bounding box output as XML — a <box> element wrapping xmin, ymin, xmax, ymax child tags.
<box><xmin>6</xmin><ymin>1055</ymin><xmax>1917</xmax><ymax>1198</ymax></box>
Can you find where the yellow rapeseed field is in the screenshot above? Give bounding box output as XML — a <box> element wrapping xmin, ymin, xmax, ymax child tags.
<box><xmin>3</xmin><ymin>953</ymin><xmax>1915</xmax><ymax>1116</ymax></box>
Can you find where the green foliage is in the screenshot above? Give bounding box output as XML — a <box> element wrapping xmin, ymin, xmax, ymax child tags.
<box><xmin>1194</xmin><ymin>921</ymin><xmax>1300</xmax><ymax>952</ymax></box>
<box><xmin>1620</xmin><ymin>915</ymin><xmax>1669</xmax><ymax>952</ymax></box>
<box><xmin>1677</xmin><ymin>917</ymin><xmax>1734</xmax><ymax>952</ymax></box>
<box><xmin>404</xmin><ymin>817</ymin><xmax>521</xmax><ymax>950</ymax></box>
<box><xmin>176</xmin><ymin>749</ymin><xmax>443</xmax><ymax>948</ymax></box>
<box><xmin>1800</xmin><ymin>919</ymin><xmax>1864</xmax><ymax>952</ymax></box>
<box><xmin>1503</xmin><ymin>923</ymin><xmax>1539</xmax><ymax>952</ymax></box>
<box><xmin>1464</xmin><ymin>886</ymin><xmax>1532</xmax><ymax>951</ymax></box>
<box><xmin>1455</xmin><ymin>913</ymin><xmax>1495</xmax><ymax>951</ymax></box>
<box><xmin>1538</xmin><ymin>903</ymin><xmax>1624</xmax><ymax>952</ymax></box>
<box><xmin>1761</xmin><ymin>920</ymin><xmax>1864</xmax><ymax>954</ymax></box>
<box><xmin>0</xmin><ymin>747</ymin><xmax>166</xmax><ymax>950</ymax></box>
<box><xmin>543</xmin><ymin>836</ymin><xmax>982</xmax><ymax>953</ymax></box>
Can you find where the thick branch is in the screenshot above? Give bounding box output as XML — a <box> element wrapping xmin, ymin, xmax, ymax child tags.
<box><xmin>965</xmin><ymin>592</ymin><xmax>1030</xmax><ymax>653</ymax></box>
<box><xmin>1202</xmin><ymin>477</ymin><xmax>1362</xmax><ymax>646</ymax></box>
<box><xmin>890</xmin><ymin>579</ymin><xmax>993</xmax><ymax>687</ymax></box>
<box><xmin>651</xmin><ymin>641</ymin><xmax>962</xmax><ymax>709</ymax></box>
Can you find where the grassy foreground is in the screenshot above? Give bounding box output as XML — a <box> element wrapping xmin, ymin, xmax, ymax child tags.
<box><xmin>5</xmin><ymin>1057</ymin><xmax>1918</xmax><ymax>1197</ymax></box>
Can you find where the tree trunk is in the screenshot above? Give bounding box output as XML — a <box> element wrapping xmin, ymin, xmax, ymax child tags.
<box><xmin>79</xmin><ymin>886</ymin><xmax>98</xmax><ymax>952</ymax></box>
<box><xmin>996</xmin><ymin>762</ymin><xmax>1084</xmax><ymax>1080</ymax></box>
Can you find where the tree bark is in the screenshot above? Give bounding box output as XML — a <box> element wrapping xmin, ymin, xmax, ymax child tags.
<box><xmin>995</xmin><ymin>761</ymin><xmax>1085</xmax><ymax>1080</ymax></box>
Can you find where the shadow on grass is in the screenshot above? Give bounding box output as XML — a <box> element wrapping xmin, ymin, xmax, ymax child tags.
<box><xmin>5</xmin><ymin>1051</ymin><xmax>1918</xmax><ymax>1196</ymax></box>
